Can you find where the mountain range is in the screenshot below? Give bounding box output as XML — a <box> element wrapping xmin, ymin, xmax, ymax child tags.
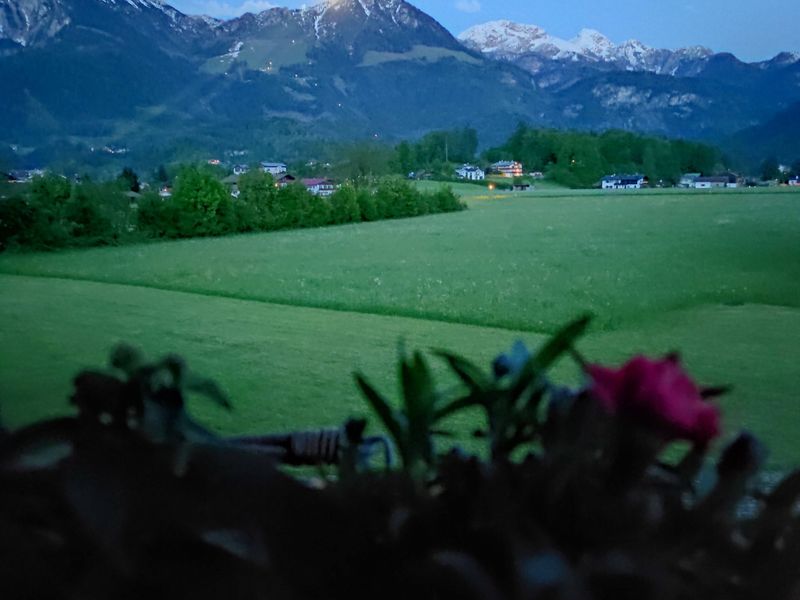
<box><xmin>0</xmin><ymin>0</ymin><xmax>798</xmax><ymax>170</ymax></box>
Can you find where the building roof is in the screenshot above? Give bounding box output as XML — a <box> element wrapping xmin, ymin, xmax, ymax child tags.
<box><xmin>696</xmin><ymin>176</ymin><xmax>731</xmax><ymax>183</ymax></box>
<box><xmin>302</xmin><ymin>178</ymin><xmax>333</xmax><ymax>187</ymax></box>
<box><xmin>602</xmin><ymin>173</ymin><xmax>645</xmax><ymax>181</ymax></box>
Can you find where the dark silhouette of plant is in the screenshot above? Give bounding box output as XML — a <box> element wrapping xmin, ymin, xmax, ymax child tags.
<box><xmin>1</xmin><ymin>330</ymin><xmax>799</xmax><ymax>600</ymax></box>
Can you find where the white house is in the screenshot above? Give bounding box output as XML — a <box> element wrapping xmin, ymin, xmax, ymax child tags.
<box><xmin>491</xmin><ymin>160</ymin><xmax>523</xmax><ymax>178</ymax></box>
<box><xmin>233</xmin><ymin>164</ymin><xmax>249</xmax><ymax>176</ymax></box>
<box><xmin>789</xmin><ymin>176</ymin><xmax>800</xmax><ymax>187</ymax></box>
<box><xmin>601</xmin><ymin>174</ymin><xmax>646</xmax><ymax>189</ymax></box>
<box><xmin>260</xmin><ymin>161</ymin><xmax>287</xmax><ymax>176</ymax></box>
<box><xmin>302</xmin><ymin>178</ymin><xmax>336</xmax><ymax>197</ymax></box>
<box><xmin>694</xmin><ymin>174</ymin><xmax>738</xmax><ymax>189</ymax></box>
<box><xmin>455</xmin><ymin>164</ymin><xmax>485</xmax><ymax>181</ymax></box>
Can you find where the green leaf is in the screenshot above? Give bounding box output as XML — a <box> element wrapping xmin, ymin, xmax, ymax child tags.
<box><xmin>433</xmin><ymin>349</ymin><xmax>489</xmax><ymax>392</ymax></box>
<box><xmin>434</xmin><ymin>395</ymin><xmax>483</xmax><ymax>421</ymax></box>
<box><xmin>518</xmin><ymin>315</ymin><xmax>591</xmax><ymax>383</ymax></box>
<box><xmin>184</xmin><ymin>372</ymin><xmax>233</xmax><ymax>411</ymax></box>
<box><xmin>354</xmin><ymin>373</ymin><xmax>404</xmax><ymax>447</ymax></box>
<box><xmin>401</xmin><ymin>352</ymin><xmax>437</xmax><ymax>465</ymax></box>
<box><xmin>401</xmin><ymin>352</ymin><xmax>436</xmax><ymax>421</ymax></box>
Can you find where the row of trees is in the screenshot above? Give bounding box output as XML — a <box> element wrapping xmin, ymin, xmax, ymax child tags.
<box><xmin>322</xmin><ymin>126</ymin><xmax>723</xmax><ymax>188</ymax></box>
<box><xmin>0</xmin><ymin>174</ymin><xmax>135</xmax><ymax>250</ymax></box>
<box><xmin>760</xmin><ymin>156</ymin><xmax>800</xmax><ymax>182</ymax></box>
<box><xmin>485</xmin><ymin>126</ymin><xmax>722</xmax><ymax>188</ymax></box>
<box><xmin>0</xmin><ymin>167</ymin><xmax>465</xmax><ymax>251</ymax></box>
<box><xmin>139</xmin><ymin>168</ymin><xmax>464</xmax><ymax>239</ymax></box>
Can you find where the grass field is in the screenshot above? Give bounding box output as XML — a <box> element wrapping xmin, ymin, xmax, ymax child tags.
<box><xmin>1</xmin><ymin>188</ymin><xmax>799</xmax><ymax>465</ymax></box>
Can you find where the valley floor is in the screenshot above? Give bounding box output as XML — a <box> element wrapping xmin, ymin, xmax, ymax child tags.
<box><xmin>1</xmin><ymin>188</ymin><xmax>799</xmax><ymax>465</ymax></box>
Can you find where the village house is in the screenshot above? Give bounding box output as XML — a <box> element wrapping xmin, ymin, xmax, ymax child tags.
<box><xmin>261</xmin><ymin>161</ymin><xmax>287</xmax><ymax>176</ymax></box>
<box><xmin>159</xmin><ymin>185</ymin><xmax>173</xmax><ymax>198</ymax></box>
<box><xmin>276</xmin><ymin>173</ymin><xmax>296</xmax><ymax>188</ymax></box>
<box><xmin>694</xmin><ymin>173</ymin><xmax>739</xmax><ymax>189</ymax></box>
<box><xmin>302</xmin><ymin>178</ymin><xmax>336</xmax><ymax>197</ymax></box>
<box><xmin>491</xmin><ymin>160</ymin><xmax>524</xmax><ymax>178</ymax></box>
<box><xmin>789</xmin><ymin>176</ymin><xmax>800</xmax><ymax>187</ymax></box>
<box><xmin>232</xmin><ymin>164</ymin><xmax>249</xmax><ymax>176</ymax></box>
<box><xmin>222</xmin><ymin>174</ymin><xmax>240</xmax><ymax>198</ymax></box>
<box><xmin>601</xmin><ymin>174</ymin><xmax>646</xmax><ymax>189</ymax></box>
<box><xmin>455</xmin><ymin>164</ymin><xmax>485</xmax><ymax>181</ymax></box>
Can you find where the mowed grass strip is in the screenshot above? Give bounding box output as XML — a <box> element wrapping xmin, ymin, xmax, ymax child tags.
<box><xmin>1</xmin><ymin>275</ymin><xmax>799</xmax><ymax>466</ymax></box>
<box><xmin>0</xmin><ymin>191</ymin><xmax>798</xmax><ymax>333</ymax></box>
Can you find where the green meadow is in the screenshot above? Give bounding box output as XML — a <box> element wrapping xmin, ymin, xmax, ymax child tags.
<box><xmin>1</xmin><ymin>188</ymin><xmax>799</xmax><ymax>465</ymax></box>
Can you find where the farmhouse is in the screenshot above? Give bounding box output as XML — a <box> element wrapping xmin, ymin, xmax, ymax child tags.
<box><xmin>302</xmin><ymin>178</ymin><xmax>336</xmax><ymax>197</ymax></box>
<box><xmin>261</xmin><ymin>162</ymin><xmax>287</xmax><ymax>176</ymax></box>
<box><xmin>222</xmin><ymin>174</ymin><xmax>240</xmax><ymax>197</ymax></box>
<box><xmin>694</xmin><ymin>174</ymin><xmax>738</xmax><ymax>189</ymax></box>
<box><xmin>491</xmin><ymin>160</ymin><xmax>524</xmax><ymax>178</ymax></box>
<box><xmin>455</xmin><ymin>164</ymin><xmax>485</xmax><ymax>181</ymax></box>
<box><xmin>601</xmin><ymin>174</ymin><xmax>646</xmax><ymax>189</ymax></box>
<box><xmin>276</xmin><ymin>174</ymin><xmax>296</xmax><ymax>188</ymax></box>
<box><xmin>789</xmin><ymin>176</ymin><xmax>800</xmax><ymax>186</ymax></box>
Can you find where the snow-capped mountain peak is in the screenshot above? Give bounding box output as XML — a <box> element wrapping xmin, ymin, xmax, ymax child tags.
<box><xmin>459</xmin><ymin>20</ymin><xmax>716</xmax><ymax>75</ymax></box>
<box><xmin>571</xmin><ymin>28</ymin><xmax>614</xmax><ymax>58</ymax></box>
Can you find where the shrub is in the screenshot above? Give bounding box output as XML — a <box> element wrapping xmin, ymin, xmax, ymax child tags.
<box><xmin>0</xmin><ymin>196</ymin><xmax>37</xmax><ymax>250</ymax></box>
<box><xmin>172</xmin><ymin>166</ymin><xmax>234</xmax><ymax>237</ymax></box>
<box><xmin>329</xmin><ymin>184</ymin><xmax>361</xmax><ymax>224</ymax></box>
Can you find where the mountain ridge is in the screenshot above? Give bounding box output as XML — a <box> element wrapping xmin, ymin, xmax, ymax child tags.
<box><xmin>0</xmin><ymin>0</ymin><xmax>798</xmax><ymax>169</ymax></box>
<box><xmin>457</xmin><ymin>19</ymin><xmax>799</xmax><ymax>76</ymax></box>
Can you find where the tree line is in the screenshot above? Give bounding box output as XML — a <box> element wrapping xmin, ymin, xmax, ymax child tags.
<box><xmin>0</xmin><ymin>167</ymin><xmax>465</xmax><ymax>252</ymax></box>
<box><xmin>484</xmin><ymin>126</ymin><xmax>722</xmax><ymax>188</ymax></box>
<box><xmin>315</xmin><ymin>126</ymin><xmax>725</xmax><ymax>188</ymax></box>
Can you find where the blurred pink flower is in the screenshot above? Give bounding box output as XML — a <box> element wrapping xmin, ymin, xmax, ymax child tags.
<box><xmin>587</xmin><ymin>355</ymin><xmax>721</xmax><ymax>445</ymax></box>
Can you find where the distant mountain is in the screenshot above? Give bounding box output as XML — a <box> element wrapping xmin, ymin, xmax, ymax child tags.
<box><xmin>0</xmin><ymin>1</ymin><xmax>798</xmax><ymax>170</ymax></box>
<box><xmin>728</xmin><ymin>100</ymin><xmax>800</xmax><ymax>162</ymax></box>
<box><xmin>458</xmin><ymin>19</ymin><xmax>800</xmax><ymax>160</ymax></box>
<box><xmin>458</xmin><ymin>20</ymin><xmax>716</xmax><ymax>77</ymax></box>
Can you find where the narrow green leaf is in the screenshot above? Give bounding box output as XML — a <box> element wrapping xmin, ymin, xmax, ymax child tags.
<box><xmin>354</xmin><ymin>373</ymin><xmax>404</xmax><ymax>446</ymax></box>
<box><xmin>432</xmin><ymin>349</ymin><xmax>489</xmax><ymax>392</ymax></box>
<box><xmin>184</xmin><ymin>373</ymin><xmax>233</xmax><ymax>411</ymax></box>
<box><xmin>434</xmin><ymin>395</ymin><xmax>483</xmax><ymax>421</ymax></box>
<box><xmin>402</xmin><ymin>352</ymin><xmax>437</xmax><ymax>465</ymax></box>
<box><xmin>401</xmin><ymin>352</ymin><xmax>436</xmax><ymax>421</ymax></box>
<box><xmin>517</xmin><ymin>315</ymin><xmax>592</xmax><ymax>384</ymax></box>
<box><xmin>535</xmin><ymin>315</ymin><xmax>591</xmax><ymax>370</ymax></box>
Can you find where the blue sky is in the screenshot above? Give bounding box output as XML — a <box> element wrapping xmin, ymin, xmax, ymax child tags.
<box><xmin>170</xmin><ymin>0</ymin><xmax>800</xmax><ymax>62</ymax></box>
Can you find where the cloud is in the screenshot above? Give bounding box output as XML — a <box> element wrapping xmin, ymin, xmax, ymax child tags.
<box><xmin>455</xmin><ymin>0</ymin><xmax>481</xmax><ymax>13</ymax></box>
<box><xmin>178</xmin><ymin>1</ymin><xmax>276</xmax><ymax>18</ymax></box>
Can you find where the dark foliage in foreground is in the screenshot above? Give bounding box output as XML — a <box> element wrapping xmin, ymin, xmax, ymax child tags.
<box><xmin>1</xmin><ymin>321</ymin><xmax>799</xmax><ymax>599</ymax></box>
